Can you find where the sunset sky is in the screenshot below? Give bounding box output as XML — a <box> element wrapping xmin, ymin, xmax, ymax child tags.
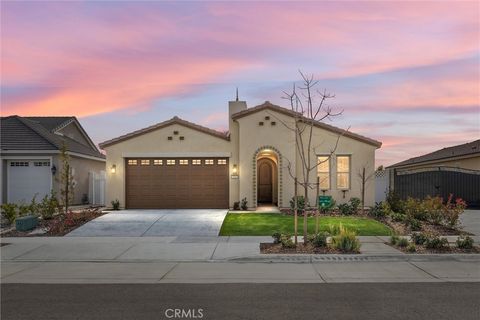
<box><xmin>1</xmin><ymin>1</ymin><xmax>479</xmax><ymax>166</ymax></box>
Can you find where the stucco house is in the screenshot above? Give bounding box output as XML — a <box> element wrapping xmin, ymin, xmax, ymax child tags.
<box><xmin>99</xmin><ymin>100</ymin><xmax>382</xmax><ymax>209</ymax></box>
<box><xmin>1</xmin><ymin>116</ymin><xmax>106</xmax><ymax>205</ymax></box>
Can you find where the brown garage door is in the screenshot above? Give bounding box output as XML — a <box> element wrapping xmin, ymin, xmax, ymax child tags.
<box><xmin>125</xmin><ymin>158</ymin><xmax>229</xmax><ymax>209</ymax></box>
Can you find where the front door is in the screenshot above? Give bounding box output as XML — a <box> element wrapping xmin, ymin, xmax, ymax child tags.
<box><xmin>257</xmin><ymin>159</ymin><xmax>273</xmax><ymax>203</ymax></box>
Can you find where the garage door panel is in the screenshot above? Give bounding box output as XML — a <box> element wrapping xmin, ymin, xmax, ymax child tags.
<box><xmin>126</xmin><ymin>158</ymin><xmax>228</xmax><ymax>209</ymax></box>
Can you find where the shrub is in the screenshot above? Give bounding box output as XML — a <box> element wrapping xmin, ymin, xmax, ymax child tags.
<box><xmin>405</xmin><ymin>217</ymin><xmax>421</xmax><ymax>231</ymax></box>
<box><xmin>111</xmin><ymin>199</ymin><xmax>120</xmax><ymax>210</ymax></box>
<box><xmin>386</xmin><ymin>190</ymin><xmax>404</xmax><ymax>213</ymax></box>
<box><xmin>404</xmin><ymin>197</ymin><xmax>428</xmax><ymax>221</ymax></box>
<box><xmin>397</xmin><ymin>238</ymin><xmax>409</xmax><ymax>247</ymax></box>
<box><xmin>290</xmin><ymin>196</ymin><xmax>305</xmax><ymax>213</ymax></box>
<box><xmin>391</xmin><ymin>212</ymin><xmax>406</xmax><ymax>222</ymax></box>
<box><xmin>443</xmin><ymin>194</ymin><xmax>466</xmax><ymax>227</ymax></box>
<box><xmin>349</xmin><ymin>197</ymin><xmax>361</xmax><ymax>213</ymax></box>
<box><xmin>320</xmin><ymin>199</ymin><xmax>336</xmax><ymax>214</ymax></box>
<box><xmin>456</xmin><ymin>236</ymin><xmax>474</xmax><ymax>249</ymax></box>
<box><xmin>338</xmin><ymin>203</ymin><xmax>354</xmax><ymax>216</ymax></box>
<box><xmin>411</xmin><ymin>232</ymin><xmax>428</xmax><ymax>245</ymax></box>
<box><xmin>422</xmin><ymin>196</ymin><xmax>444</xmax><ymax>224</ymax></box>
<box><xmin>17</xmin><ymin>203</ymin><xmax>30</xmax><ymax>217</ymax></box>
<box><xmin>332</xmin><ymin>225</ymin><xmax>360</xmax><ymax>252</ymax></box>
<box><xmin>369</xmin><ymin>202</ymin><xmax>391</xmax><ymax>219</ymax></box>
<box><xmin>272</xmin><ymin>232</ymin><xmax>282</xmax><ymax>244</ymax></box>
<box><xmin>240</xmin><ymin>197</ymin><xmax>248</xmax><ymax>211</ymax></box>
<box><xmin>309</xmin><ymin>232</ymin><xmax>329</xmax><ymax>247</ymax></box>
<box><xmin>1</xmin><ymin>203</ymin><xmax>17</xmax><ymax>224</ymax></box>
<box><xmin>233</xmin><ymin>201</ymin><xmax>240</xmax><ymax>210</ymax></box>
<box><xmin>390</xmin><ymin>235</ymin><xmax>399</xmax><ymax>245</ymax></box>
<box><xmin>280</xmin><ymin>234</ymin><xmax>295</xmax><ymax>248</ymax></box>
<box><xmin>406</xmin><ymin>243</ymin><xmax>416</xmax><ymax>253</ymax></box>
<box><xmin>38</xmin><ymin>191</ymin><xmax>59</xmax><ymax>220</ymax></box>
<box><xmin>425</xmin><ymin>236</ymin><xmax>449</xmax><ymax>250</ymax></box>
<box><xmin>327</xmin><ymin>224</ymin><xmax>341</xmax><ymax>236</ymax></box>
<box><xmin>27</xmin><ymin>195</ymin><xmax>40</xmax><ymax>216</ymax></box>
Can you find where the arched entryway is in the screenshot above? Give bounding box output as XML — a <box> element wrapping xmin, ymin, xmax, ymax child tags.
<box><xmin>256</xmin><ymin>150</ymin><xmax>279</xmax><ymax>206</ymax></box>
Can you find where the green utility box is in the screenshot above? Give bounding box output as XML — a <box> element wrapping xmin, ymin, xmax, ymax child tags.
<box><xmin>16</xmin><ymin>215</ymin><xmax>38</xmax><ymax>231</ymax></box>
<box><xmin>318</xmin><ymin>196</ymin><xmax>333</xmax><ymax>208</ymax></box>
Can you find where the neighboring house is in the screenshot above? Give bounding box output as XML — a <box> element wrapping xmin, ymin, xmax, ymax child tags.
<box><xmin>1</xmin><ymin>116</ymin><xmax>106</xmax><ymax>205</ymax></box>
<box><xmin>387</xmin><ymin>139</ymin><xmax>480</xmax><ymax>207</ymax></box>
<box><xmin>99</xmin><ymin>100</ymin><xmax>382</xmax><ymax>209</ymax></box>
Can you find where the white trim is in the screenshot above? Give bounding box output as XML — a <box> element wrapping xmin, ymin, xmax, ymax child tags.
<box><xmin>122</xmin><ymin>152</ymin><xmax>232</xmax><ymax>158</ymax></box>
<box><xmin>1</xmin><ymin>150</ymin><xmax>105</xmax><ymax>162</ymax></box>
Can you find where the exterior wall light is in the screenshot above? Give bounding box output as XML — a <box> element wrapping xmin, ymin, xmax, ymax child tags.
<box><xmin>111</xmin><ymin>164</ymin><xmax>116</xmax><ymax>174</ymax></box>
<box><xmin>231</xmin><ymin>164</ymin><xmax>239</xmax><ymax>178</ymax></box>
<box><xmin>51</xmin><ymin>165</ymin><xmax>57</xmax><ymax>175</ymax></box>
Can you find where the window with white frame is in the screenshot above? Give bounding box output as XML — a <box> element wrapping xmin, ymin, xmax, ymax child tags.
<box><xmin>140</xmin><ymin>159</ymin><xmax>150</xmax><ymax>165</ymax></box>
<box><xmin>10</xmin><ymin>161</ymin><xmax>29</xmax><ymax>167</ymax></box>
<box><xmin>167</xmin><ymin>159</ymin><xmax>176</xmax><ymax>165</ymax></box>
<box><xmin>336</xmin><ymin>155</ymin><xmax>350</xmax><ymax>189</ymax></box>
<box><xmin>153</xmin><ymin>159</ymin><xmax>163</xmax><ymax>165</ymax></box>
<box><xmin>217</xmin><ymin>159</ymin><xmax>227</xmax><ymax>165</ymax></box>
<box><xmin>34</xmin><ymin>161</ymin><xmax>50</xmax><ymax>167</ymax></box>
<box><xmin>128</xmin><ymin>159</ymin><xmax>137</xmax><ymax>165</ymax></box>
<box><xmin>205</xmin><ymin>159</ymin><xmax>214</xmax><ymax>165</ymax></box>
<box><xmin>317</xmin><ymin>156</ymin><xmax>330</xmax><ymax>189</ymax></box>
<box><xmin>192</xmin><ymin>159</ymin><xmax>201</xmax><ymax>165</ymax></box>
<box><xmin>179</xmin><ymin>159</ymin><xmax>189</xmax><ymax>165</ymax></box>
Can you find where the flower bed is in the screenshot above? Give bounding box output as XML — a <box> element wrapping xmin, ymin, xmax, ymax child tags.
<box><xmin>387</xmin><ymin>234</ymin><xmax>479</xmax><ymax>254</ymax></box>
<box><xmin>1</xmin><ymin>208</ymin><xmax>105</xmax><ymax>237</ymax></box>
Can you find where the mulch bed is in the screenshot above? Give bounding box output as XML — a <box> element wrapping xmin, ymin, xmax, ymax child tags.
<box><xmin>386</xmin><ymin>243</ymin><xmax>480</xmax><ymax>254</ymax></box>
<box><xmin>381</xmin><ymin>217</ymin><xmax>470</xmax><ymax>236</ymax></box>
<box><xmin>260</xmin><ymin>242</ymin><xmax>359</xmax><ymax>254</ymax></box>
<box><xmin>1</xmin><ymin>208</ymin><xmax>105</xmax><ymax>237</ymax></box>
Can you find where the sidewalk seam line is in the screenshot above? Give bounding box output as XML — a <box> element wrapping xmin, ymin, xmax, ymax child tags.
<box><xmin>10</xmin><ymin>244</ymin><xmax>47</xmax><ymax>260</ymax></box>
<box><xmin>139</xmin><ymin>215</ymin><xmax>166</xmax><ymax>237</ymax></box>
<box><xmin>158</xmin><ymin>262</ymin><xmax>179</xmax><ymax>282</ymax></box>
<box><xmin>112</xmin><ymin>244</ymin><xmax>137</xmax><ymax>260</ymax></box>
<box><xmin>310</xmin><ymin>263</ymin><xmax>327</xmax><ymax>283</ymax></box>
<box><xmin>408</xmin><ymin>261</ymin><xmax>441</xmax><ymax>280</ymax></box>
<box><xmin>209</xmin><ymin>241</ymin><xmax>221</xmax><ymax>260</ymax></box>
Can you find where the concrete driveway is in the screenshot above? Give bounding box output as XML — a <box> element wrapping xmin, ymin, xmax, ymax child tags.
<box><xmin>66</xmin><ymin>209</ymin><xmax>228</xmax><ymax>237</ymax></box>
<box><xmin>459</xmin><ymin>209</ymin><xmax>480</xmax><ymax>235</ymax></box>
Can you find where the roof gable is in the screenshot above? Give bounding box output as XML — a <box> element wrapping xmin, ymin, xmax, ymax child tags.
<box><xmin>99</xmin><ymin>116</ymin><xmax>229</xmax><ymax>148</ymax></box>
<box><xmin>232</xmin><ymin>101</ymin><xmax>382</xmax><ymax>148</ymax></box>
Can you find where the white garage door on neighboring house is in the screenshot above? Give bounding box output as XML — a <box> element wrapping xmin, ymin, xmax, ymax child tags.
<box><xmin>7</xmin><ymin>160</ymin><xmax>52</xmax><ymax>204</ymax></box>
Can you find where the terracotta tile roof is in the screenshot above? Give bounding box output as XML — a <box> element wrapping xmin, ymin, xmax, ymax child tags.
<box><xmin>232</xmin><ymin>101</ymin><xmax>382</xmax><ymax>148</ymax></box>
<box><xmin>388</xmin><ymin>139</ymin><xmax>480</xmax><ymax>168</ymax></box>
<box><xmin>99</xmin><ymin>116</ymin><xmax>229</xmax><ymax>148</ymax></box>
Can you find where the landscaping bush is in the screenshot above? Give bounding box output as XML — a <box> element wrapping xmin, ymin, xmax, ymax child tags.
<box><xmin>38</xmin><ymin>191</ymin><xmax>59</xmax><ymax>220</ymax></box>
<box><xmin>338</xmin><ymin>203</ymin><xmax>354</xmax><ymax>216</ymax></box>
<box><xmin>422</xmin><ymin>196</ymin><xmax>444</xmax><ymax>225</ymax></box>
<box><xmin>1</xmin><ymin>203</ymin><xmax>17</xmax><ymax>224</ymax></box>
<box><xmin>111</xmin><ymin>199</ymin><xmax>120</xmax><ymax>210</ymax></box>
<box><xmin>308</xmin><ymin>232</ymin><xmax>329</xmax><ymax>247</ymax></box>
<box><xmin>411</xmin><ymin>232</ymin><xmax>428</xmax><ymax>245</ymax></box>
<box><xmin>391</xmin><ymin>212</ymin><xmax>406</xmax><ymax>222</ymax></box>
<box><xmin>443</xmin><ymin>195</ymin><xmax>467</xmax><ymax>227</ymax></box>
<box><xmin>290</xmin><ymin>196</ymin><xmax>305</xmax><ymax>213</ymax></box>
<box><xmin>406</xmin><ymin>243</ymin><xmax>416</xmax><ymax>253</ymax></box>
<box><xmin>280</xmin><ymin>234</ymin><xmax>295</xmax><ymax>248</ymax></box>
<box><xmin>389</xmin><ymin>235</ymin><xmax>399</xmax><ymax>245</ymax></box>
<box><xmin>397</xmin><ymin>238</ymin><xmax>409</xmax><ymax>247</ymax></box>
<box><xmin>349</xmin><ymin>197</ymin><xmax>361</xmax><ymax>213</ymax></box>
<box><xmin>240</xmin><ymin>197</ymin><xmax>248</xmax><ymax>211</ymax></box>
<box><xmin>233</xmin><ymin>201</ymin><xmax>240</xmax><ymax>211</ymax></box>
<box><xmin>425</xmin><ymin>236</ymin><xmax>449</xmax><ymax>250</ymax></box>
<box><xmin>456</xmin><ymin>236</ymin><xmax>474</xmax><ymax>249</ymax></box>
<box><xmin>403</xmin><ymin>197</ymin><xmax>428</xmax><ymax>221</ymax></box>
<box><xmin>405</xmin><ymin>217</ymin><xmax>421</xmax><ymax>231</ymax></box>
<box><xmin>369</xmin><ymin>202</ymin><xmax>391</xmax><ymax>219</ymax></box>
<box><xmin>386</xmin><ymin>190</ymin><xmax>404</xmax><ymax>213</ymax></box>
<box><xmin>27</xmin><ymin>195</ymin><xmax>40</xmax><ymax>216</ymax></box>
<box><xmin>272</xmin><ymin>232</ymin><xmax>282</xmax><ymax>244</ymax></box>
<box><xmin>332</xmin><ymin>225</ymin><xmax>360</xmax><ymax>252</ymax></box>
<box><xmin>327</xmin><ymin>224</ymin><xmax>341</xmax><ymax>236</ymax></box>
<box><xmin>17</xmin><ymin>203</ymin><xmax>30</xmax><ymax>217</ymax></box>
<box><xmin>320</xmin><ymin>199</ymin><xmax>336</xmax><ymax>214</ymax></box>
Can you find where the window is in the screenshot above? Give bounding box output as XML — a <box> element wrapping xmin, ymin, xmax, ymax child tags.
<box><xmin>128</xmin><ymin>159</ymin><xmax>137</xmax><ymax>165</ymax></box>
<box><xmin>336</xmin><ymin>156</ymin><xmax>350</xmax><ymax>189</ymax></box>
<box><xmin>34</xmin><ymin>161</ymin><xmax>50</xmax><ymax>167</ymax></box>
<box><xmin>192</xmin><ymin>159</ymin><xmax>201</xmax><ymax>165</ymax></box>
<box><xmin>167</xmin><ymin>159</ymin><xmax>176</xmax><ymax>165</ymax></box>
<box><xmin>205</xmin><ymin>159</ymin><xmax>214</xmax><ymax>165</ymax></box>
<box><xmin>140</xmin><ymin>159</ymin><xmax>150</xmax><ymax>166</ymax></box>
<box><xmin>317</xmin><ymin>156</ymin><xmax>330</xmax><ymax>189</ymax></box>
<box><xmin>217</xmin><ymin>159</ymin><xmax>227</xmax><ymax>165</ymax></box>
<box><xmin>179</xmin><ymin>159</ymin><xmax>189</xmax><ymax>165</ymax></box>
<box><xmin>179</xmin><ymin>136</ymin><xmax>185</xmax><ymax>140</ymax></box>
<box><xmin>10</xmin><ymin>161</ymin><xmax>29</xmax><ymax>167</ymax></box>
<box><xmin>153</xmin><ymin>159</ymin><xmax>163</xmax><ymax>165</ymax></box>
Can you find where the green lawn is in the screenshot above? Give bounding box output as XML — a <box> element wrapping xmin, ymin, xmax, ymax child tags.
<box><xmin>219</xmin><ymin>212</ymin><xmax>392</xmax><ymax>236</ymax></box>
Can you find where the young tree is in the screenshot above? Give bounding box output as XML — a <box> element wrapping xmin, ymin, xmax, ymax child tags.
<box><xmin>357</xmin><ymin>163</ymin><xmax>375</xmax><ymax>215</ymax></box>
<box><xmin>271</xmin><ymin>71</ymin><xmax>346</xmax><ymax>242</ymax></box>
<box><xmin>59</xmin><ymin>143</ymin><xmax>74</xmax><ymax>213</ymax></box>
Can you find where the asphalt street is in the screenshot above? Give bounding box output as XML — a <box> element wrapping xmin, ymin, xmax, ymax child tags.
<box><xmin>2</xmin><ymin>283</ymin><xmax>479</xmax><ymax>320</ymax></box>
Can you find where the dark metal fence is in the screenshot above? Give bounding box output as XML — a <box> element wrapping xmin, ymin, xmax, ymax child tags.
<box><xmin>394</xmin><ymin>167</ymin><xmax>480</xmax><ymax>208</ymax></box>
